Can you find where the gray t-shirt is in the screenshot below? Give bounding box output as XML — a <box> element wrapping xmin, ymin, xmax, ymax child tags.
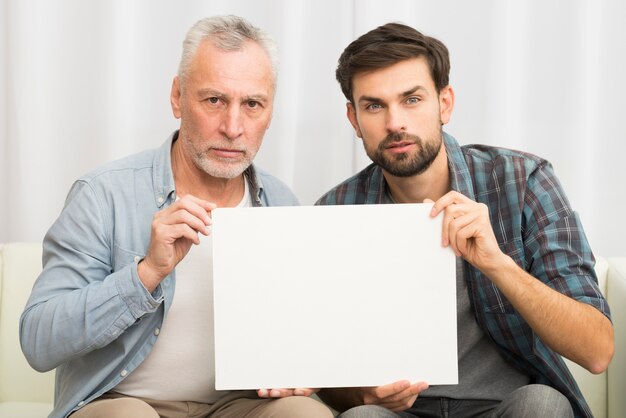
<box><xmin>419</xmin><ymin>257</ymin><xmax>530</xmax><ymax>400</ymax></box>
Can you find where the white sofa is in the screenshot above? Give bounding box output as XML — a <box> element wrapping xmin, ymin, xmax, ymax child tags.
<box><xmin>1</xmin><ymin>243</ymin><xmax>625</xmax><ymax>418</ymax></box>
<box><xmin>0</xmin><ymin>243</ymin><xmax>55</xmax><ymax>418</ymax></box>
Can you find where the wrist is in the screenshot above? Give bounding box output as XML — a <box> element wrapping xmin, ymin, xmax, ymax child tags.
<box><xmin>137</xmin><ymin>259</ymin><xmax>164</xmax><ymax>292</ymax></box>
<box><xmin>480</xmin><ymin>252</ymin><xmax>518</xmax><ymax>283</ymax></box>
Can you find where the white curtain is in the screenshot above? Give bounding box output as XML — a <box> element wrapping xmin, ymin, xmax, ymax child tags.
<box><xmin>1</xmin><ymin>0</ymin><xmax>625</xmax><ymax>257</ymax></box>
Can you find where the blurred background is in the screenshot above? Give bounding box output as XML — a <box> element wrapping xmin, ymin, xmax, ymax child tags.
<box><xmin>1</xmin><ymin>0</ymin><xmax>625</xmax><ymax>256</ymax></box>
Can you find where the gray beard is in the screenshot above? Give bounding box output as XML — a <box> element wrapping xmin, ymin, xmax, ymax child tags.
<box><xmin>181</xmin><ymin>134</ymin><xmax>253</xmax><ymax>179</ymax></box>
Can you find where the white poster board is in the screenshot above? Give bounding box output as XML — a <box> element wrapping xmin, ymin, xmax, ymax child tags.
<box><xmin>212</xmin><ymin>203</ymin><xmax>457</xmax><ymax>390</ymax></box>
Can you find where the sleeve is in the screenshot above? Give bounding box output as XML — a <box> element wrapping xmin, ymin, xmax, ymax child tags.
<box><xmin>522</xmin><ymin>161</ymin><xmax>611</xmax><ymax>320</ymax></box>
<box><xmin>19</xmin><ymin>180</ymin><xmax>163</xmax><ymax>372</ymax></box>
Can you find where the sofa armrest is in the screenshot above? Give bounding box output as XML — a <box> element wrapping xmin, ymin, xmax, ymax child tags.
<box><xmin>607</xmin><ymin>257</ymin><xmax>626</xmax><ymax>418</ymax></box>
<box><xmin>0</xmin><ymin>243</ymin><xmax>54</xmax><ymax>407</ymax></box>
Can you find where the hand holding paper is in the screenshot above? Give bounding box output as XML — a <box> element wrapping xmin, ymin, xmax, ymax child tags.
<box><xmin>138</xmin><ymin>195</ymin><xmax>215</xmax><ymax>291</ymax></box>
<box><xmin>257</xmin><ymin>388</ymin><xmax>319</xmax><ymax>398</ymax></box>
<box><xmin>359</xmin><ymin>380</ymin><xmax>429</xmax><ymax>412</ymax></box>
<box><xmin>430</xmin><ymin>191</ymin><xmax>505</xmax><ymax>273</ymax></box>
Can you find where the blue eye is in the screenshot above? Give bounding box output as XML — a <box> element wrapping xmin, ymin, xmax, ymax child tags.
<box><xmin>407</xmin><ymin>97</ymin><xmax>419</xmax><ymax>104</ymax></box>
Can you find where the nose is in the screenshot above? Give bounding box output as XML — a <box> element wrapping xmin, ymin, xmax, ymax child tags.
<box><xmin>219</xmin><ymin>105</ymin><xmax>244</xmax><ymax>140</ymax></box>
<box><xmin>385</xmin><ymin>105</ymin><xmax>407</xmax><ymax>133</ymax></box>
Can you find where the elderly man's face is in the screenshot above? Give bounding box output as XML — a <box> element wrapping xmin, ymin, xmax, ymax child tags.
<box><xmin>171</xmin><ymin>39</ymin><xmax>274</xmax><ymax>179</ymax></box>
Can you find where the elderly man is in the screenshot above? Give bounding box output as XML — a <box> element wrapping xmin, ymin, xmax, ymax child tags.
<box><xmin>20</xmin><ymin>15</ymin><xmax>332</xmax><ymax>418</ymax></box>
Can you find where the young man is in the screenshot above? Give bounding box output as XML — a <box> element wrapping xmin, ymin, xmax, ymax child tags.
<box><xmin>20</xmin><ymin>15</ymin><xmax>332</xmax><ymax>418</ymax></box>
<box><xmin>316</xmin><ymin>23</ymin><xmax>613</xmax><ymax>418</ymax></box>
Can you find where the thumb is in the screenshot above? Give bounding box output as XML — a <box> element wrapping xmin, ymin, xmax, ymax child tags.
<box><xmin>423</xmin><ymin>198</ymin><xmax>435</xmax><ymax>204</ymax></box>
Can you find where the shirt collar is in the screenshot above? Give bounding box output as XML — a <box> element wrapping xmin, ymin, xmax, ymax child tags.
<box><xmin>243</xmin><ymin>164</ymin><xmax>264</xmax><ymax>207</ymax></box>
<box><xmin>443</xmin><ymin>131</ymin><xmax>476</xmax><ymax>200</ymax></box>
<box><xmin>152</xmin><ymin>131</ymin><xmax>177</xmax><ymax>208</ymax></box>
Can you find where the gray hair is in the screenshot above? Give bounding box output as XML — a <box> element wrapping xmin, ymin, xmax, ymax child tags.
<box><xmin>178</xmin><ymin>15</ymin><xmax>278</xmax><ymax>87</ymax></box>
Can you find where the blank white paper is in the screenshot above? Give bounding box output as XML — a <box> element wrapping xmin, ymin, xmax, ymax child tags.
<box><xmin>212</xmin><ymin>203</ymin><xmax>457</xmax><ymax>390</ymax></box>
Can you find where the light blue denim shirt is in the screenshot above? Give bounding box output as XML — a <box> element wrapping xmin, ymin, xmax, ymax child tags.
<box><xmin>19</xmin><ymin>131</ymin><xmax>299</xmax><ymax>418</ymax></box>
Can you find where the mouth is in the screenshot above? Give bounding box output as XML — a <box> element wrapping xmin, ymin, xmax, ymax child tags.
<box><xmin>210</xmin><ymin>148</ymin><xmax>245</xmax><ymax>159</ymax></box>
<box><xmin>385</xmin><ymin>141</ymin><xmax>416</xmax><ymax>154</ymax></box>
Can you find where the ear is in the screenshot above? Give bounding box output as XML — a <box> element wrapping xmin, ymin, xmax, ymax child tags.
<box><xmin>346</xmin><ymin>102</ymin><xmax>363</xmax><ymax>138</ymax></box>
<box><xmin>170</xmin><ymin>76</ymin><xmax>182</xmax><ymax>119</ymax></box>
<box><xmin>265</xmin><ymin>103</ymin><xmax>274</xmax><ymax>131</ymax></box>
<box><xmin>439</xmin><ymin>85</ymin><xmax>455</xmax><ymax>125</ymax></box>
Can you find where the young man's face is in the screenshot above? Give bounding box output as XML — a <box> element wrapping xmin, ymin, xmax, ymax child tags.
<box><xmin>170</xmin><ymin>39</ymin><xmax>274</xmax><ymax>179</ymax></box>
<box><xmin>347</xmin><ymin>56</ymin><xmax>454</xmax><ymax>177</ymax></box>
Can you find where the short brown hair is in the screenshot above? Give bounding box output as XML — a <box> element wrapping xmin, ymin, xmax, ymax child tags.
<box><xmin>336</xmin><ymin>23</ymin><xmax>450</xmax><ymax>102</ymax></box>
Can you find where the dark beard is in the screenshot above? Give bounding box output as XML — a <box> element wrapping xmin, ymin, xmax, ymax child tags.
<box><xmin>367</xmin><ymin>132</ymin><xmax>443</xmax><ymax>177</ymax></box>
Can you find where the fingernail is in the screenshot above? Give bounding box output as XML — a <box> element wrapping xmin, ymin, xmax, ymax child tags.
<box><xmin>270</xmin><ymin>389</ymin><xmax>281</xmax><ymax>397</ymax></box>
<box><xmin>258</xmin><ymin>389</ymin><xmax>268</xmax><ymax>397</ymax></box>
<box><xmin>294</xmin><ymin>389</ymin><xmax>304</xmax><ymax>396</ymax></box>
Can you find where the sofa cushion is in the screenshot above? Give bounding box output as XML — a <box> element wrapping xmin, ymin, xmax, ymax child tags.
<box><xmin>0</xmin><ymin>243</ymin><xmax>55</xmax><ymax>404</ymax></box>
<box><xmin>0</xmin><ymin>401</ymin><xmax>53</xmax><ymax>418</ymax></box>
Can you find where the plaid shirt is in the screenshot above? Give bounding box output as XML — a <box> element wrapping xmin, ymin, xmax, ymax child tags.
<box><xmin>316</xmin><ymin>132</ymin><xmax>610</xmax><ymax>418</ymax></box>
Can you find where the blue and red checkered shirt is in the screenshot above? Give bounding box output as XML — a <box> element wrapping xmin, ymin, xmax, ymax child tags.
<box><xmin>316</xmin><ymin>132</ymin><xmax>611</xmax><ymax>418</ymax></box>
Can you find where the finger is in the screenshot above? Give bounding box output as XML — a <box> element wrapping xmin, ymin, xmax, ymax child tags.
<box><xmin>377</xmin><ymin>382</ymin><xmax>429</xmax><ymax>411</ymax></box>
<box><xmin>293</xmin><ymin>388</ymin><xmax>318</xmax><ymax>396</ymax></box>
<box><xmin>423</xmin><ymin>198</ymin><xmax>435</xmax><ymax>204</ymax></box>
<box><xmin>447</xmin><ymin>213</ymin><xmax>467</xmax><ymax>256</ymax></box>
<box><xmin>430</xmin><ymin>191</ymin><xmax>467</xmax><ymax>217</ymax></box>
<box><xmin>370</xmin><ymin>380</ymin><xmax>411</xmax><ymax>400</ymax></box>
<box><xmin>155</xmin><ymin>204</ymin><xmax>210</xmax><ymax>232</ymax></box>
<box><xmin>258</xmin><ymin>388</ymin><xmax>286</xmax><ymax>398</ymax></box>
<box><xmin>157</xmin><ymin>207</ymin><xmax>212</xmax><ymax>236</ymax></box>
<box><xmin>378</xmin><ymin>381</ymin><xmax>427</xmax><ymax>403</ymax></box>
<box><xmin>411</xmin><ymin>381</ymin><xmax>429</xmax><ymax>394</ymax></box>
<box><xmin>441</xmin><ymin>202</ymin><xmax>473</xmax><ymax>248</ymax></box>
<box><xmin>455</xmin><ymin>220</ymin><xmax>474</xmax><ymax>257</ymax></box>
<box><xmin>170</xmin><ymin>195</ymin><xmax>216</xmax><ymax>226</ymax></box>
<box><xmin>269</xmin><ymin>389</ymin><xmax>294</xmax><ymax>398</ymax></box>
<box><xmin>450</xmin><ymin>211</ymin><xmax>482</xmax><ymax>257</ymax></box>
<box><xmin>442</xmin><ymin>209</ymin><xmax>451</xmax><ymax>248</ymax></box>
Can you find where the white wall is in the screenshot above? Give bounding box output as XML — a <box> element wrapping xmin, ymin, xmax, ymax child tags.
<box><xmin>1</xmin><ymin>0</ymin><xmax>625</xmax><ymax>257</ymax></box>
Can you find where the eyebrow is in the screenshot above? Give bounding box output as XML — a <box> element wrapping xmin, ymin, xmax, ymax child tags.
<box><xmin>401</xmin><ymin>85</ymin><xmax>427</xmax><ymax>97</ymax></box>
<box><xmin>357</xmin><ymin>85</ymin><xmax>428</xmax><ymax>104</ymax></box>
<box><xmin>243</xmin><ymin>94</ymin><xmax>270</xmax><ymax>103</ymax></box>
<box><xmin>195</xmin><ymin>88</ymin><xmax>269</xmax><ymax>103</ymax></box>
<box><xmin>196</xmin><ymin>88</ymin><xmax>225</xmax><ymax>99</ymax></box>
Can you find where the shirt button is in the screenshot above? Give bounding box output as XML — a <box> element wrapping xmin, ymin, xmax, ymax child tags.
<box><xmin>154</xmin><ymin>328</ymin><xmax>160</xmax><ymax>336</ymax></box>
<box><xmin>157</xmin><ymin>196</ymin><xmax>164</xmax><ymax>204</ymax></box>
<box><xmin>120</xmin><ymin>369</ymin><xmax>128</xmax><ymax>377</ymax></box>
<box><xmin>133</xmin><ymin>256</ymin><xmax>141</xmax><ymax>263</ymax></box>
<box><xmin>77</xmin><ymin>401</ymin><xmax>85</xmax><ymax>407</ymax></box>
